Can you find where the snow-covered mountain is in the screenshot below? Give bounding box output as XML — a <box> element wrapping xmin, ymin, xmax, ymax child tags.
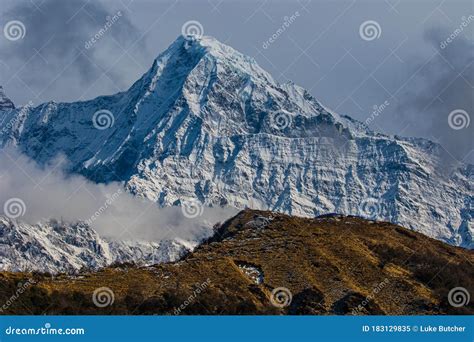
<box><xmin>0</xmin><ymin>35</ymin><xmax>472</xmax><ymax>248</ymax></box>
<box><xmin>0</xmin><ymin>216</ymin><xmax>194</xmax><ymax>273</ymax></box>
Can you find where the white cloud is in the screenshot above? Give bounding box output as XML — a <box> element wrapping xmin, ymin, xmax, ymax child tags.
<box><xmin>0</xmin><ymin>147</ymin><xmax>236</xmax><ymax>242</ymax></box>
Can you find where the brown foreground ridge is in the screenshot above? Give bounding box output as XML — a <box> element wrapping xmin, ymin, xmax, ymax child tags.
<box><xmin>0</xmin><ymin>210</ymin><xmax>472</xmax><ymax>315</ymax></box>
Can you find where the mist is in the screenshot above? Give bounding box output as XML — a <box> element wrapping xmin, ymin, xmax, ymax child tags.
<box><xmin>0</xmin><ymin>148</ymin><xmax>236</xmax><ymax>242</ymax></box>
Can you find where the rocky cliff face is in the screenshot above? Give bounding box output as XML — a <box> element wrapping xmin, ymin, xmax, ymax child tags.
<box><xmin>0</xmin><ymin>35</ymin><xmax>472</xmax><ymax>248</ymax></box>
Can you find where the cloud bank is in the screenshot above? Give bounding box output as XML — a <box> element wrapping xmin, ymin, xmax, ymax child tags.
<box><xmin>0</xmin><ymin>148</ymin><xmax>236</xmax><ymax>242</ymax></box>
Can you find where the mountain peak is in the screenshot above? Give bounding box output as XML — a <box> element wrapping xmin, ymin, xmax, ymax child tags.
<box><xmin>131</xmin><ymin>34</ymin><xmax>344</xmax><ymax>138</ymax></box>
<box><xmin>174</xmin><ymin>34</ymin><xmax>254</xmax><ymax>61</ymax></box>
<box><xmin>146</xmin><ymin>35</ymin><xmax>272</xmax><ymax>86</ymax></box>
<box><xmin>0</xmin><ymin>36</ymin><xmax>471</xmax><ymax>250</ymax></box>
<box><xmin>150</xmin><ymin>35</ymin><xmax>242</xmax><ymax>64</ymax></box>
<box><xmin>0</xmin><ymin>86</ymin><xmax>15</xmax><ymax>111</ymax></box>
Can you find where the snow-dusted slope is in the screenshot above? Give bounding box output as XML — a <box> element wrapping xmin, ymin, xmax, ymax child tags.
<box><xmin>0</xmin><ymin>35</ymin><xmax>472</xmax><ymax>248</ymax></box>
<box><xmin>0</xmin><ymin>216</ymin><xmax>192</xmax><ymax>273</ymax></box>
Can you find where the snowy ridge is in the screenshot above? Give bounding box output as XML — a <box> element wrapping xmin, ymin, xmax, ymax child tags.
<box><xmin>0</xmin><ymin>35</ymin><xmax>472</xmax><ymax>249</ymax></box>
<box><xmin>0</xmin><ymin>216</ymin><xmax>192</xmax><ymax>273</ymax></box>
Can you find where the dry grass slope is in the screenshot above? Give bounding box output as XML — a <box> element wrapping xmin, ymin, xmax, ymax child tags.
<box><xmin>0</xmin><ymin>210</ymin><xmax>472</xmax><ymax>315</ymax></box>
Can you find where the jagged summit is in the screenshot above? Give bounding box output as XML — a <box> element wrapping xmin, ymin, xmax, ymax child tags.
<box><xmin>161</xmin><ymin>35</ymin><xmax>255</xmax><ymax>60</ymax></box>
<box><xmin>0</xmin><ymin>35</ymin><xmax>472</xmax><ymax>249</ymax></box>
<box><xmin>127</xmin><ymin>35</ymin><xmax>351</xmax><ymax>139</ymax></box>
<box><xmin>154</xmin><ymin>35</ymin><xmax>265</xmax><ymax>71</ymax></box>
<box><xmin>0</xmin><ymin>86</ymin><xmax>15</xmax><ymax>111</ymax></box>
